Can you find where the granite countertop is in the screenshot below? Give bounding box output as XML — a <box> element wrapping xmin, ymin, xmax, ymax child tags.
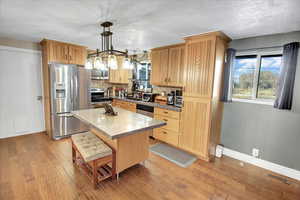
<box><xmin>112</xmin><ymin>97</ymin><xmax>182</xmax><ymax>112</ymax></box>
<box><xmin>72</xmin><ymin>108</ymin><xmax>166</xmax><ymax>139</ymax></box>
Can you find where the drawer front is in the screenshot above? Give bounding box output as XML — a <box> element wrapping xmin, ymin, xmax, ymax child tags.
<box><xmin>154</xmin><ymin>114</ymin><xmax>180</xmax><ymax>132</ymax></box>
<box><xmin>153</xmin><ymin>128</ymin><xmax>179</xmax><ymax>146</ymax></box>
<box><xmin>154</xmin><ymin>107</ymin><xmax>180</xmax><ymax>119</ymax></box>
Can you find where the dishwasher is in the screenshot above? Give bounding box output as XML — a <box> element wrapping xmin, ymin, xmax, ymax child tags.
<box><xmin>136</xmin><ymin>104</ymin><xmax>154</xmax><ymax>137</ymax></box>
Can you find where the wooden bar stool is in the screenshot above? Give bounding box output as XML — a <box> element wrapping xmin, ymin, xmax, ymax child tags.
<box><xmin>71</xmin><ymin>132</ymin><xmax>116</xmax><ymax>189</ymax></box>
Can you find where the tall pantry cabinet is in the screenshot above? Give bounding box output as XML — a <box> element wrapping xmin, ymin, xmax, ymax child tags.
<box><xmin>179</xmin><ymin>32</ymin><xmax>231</xmax><ymax>161</ymax></box>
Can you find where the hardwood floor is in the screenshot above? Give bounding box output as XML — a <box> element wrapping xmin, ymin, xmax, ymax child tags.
<box><xmin>0</xmin><ymin>133</ymin><xmax>299</xmax><ymax>200</ymax></box>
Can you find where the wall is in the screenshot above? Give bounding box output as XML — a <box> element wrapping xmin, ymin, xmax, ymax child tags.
<box><xmin>221</xmin><ymin>31</ymin><xmax>300</xmax><ymax>171</ymax></box>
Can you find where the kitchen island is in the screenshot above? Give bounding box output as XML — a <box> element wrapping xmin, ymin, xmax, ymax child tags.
<box><xmin>72</xmin><ymin>107</ymin><xmax>166</xmax><ymax>176</ymax></box>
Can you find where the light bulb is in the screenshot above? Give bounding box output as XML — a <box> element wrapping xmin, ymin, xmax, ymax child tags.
<box><xmin>108</xmin><ymin>55</ymin><xmax>118</xmax><ymax>70</ymax></box>
<box><xmin>123</xmin><ymin>57</ymin><xmax>133</xmax><ymax>69</ymax></box>
<box><xmin>94</xmin><ymin>57</ymin><xmax>102</xmax><ymax>69</ymax></box>
<box><xmin>85</xmin><ymin>58</ymin><xmax>93</xmax><ymax>69</ymax></box>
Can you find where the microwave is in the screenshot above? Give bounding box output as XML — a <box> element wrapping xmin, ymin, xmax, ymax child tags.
<box><xmin>91</xmin><ymin>69</ymin><xmax>109</xmax><ymax>80</ymax></box>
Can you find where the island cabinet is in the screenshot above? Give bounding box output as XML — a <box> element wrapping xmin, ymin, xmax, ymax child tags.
<box><xmin>179</xmin><ymin>32</ymin><xmax>231</xmax><ymax>161</ymax></box>
<box><xmin>150</xmin><ymin>44</ymin><xmax>185</xmax><ymax>87</ymax></box>
<box><xmin>109</xmin><ymin>57</ymin><xmax>130</xmax><ymax>84</ymax></box>
<box><xmin>153</xmin><ymin>108</ymin><xmax>181</xmax><ymax>147</ymax></box>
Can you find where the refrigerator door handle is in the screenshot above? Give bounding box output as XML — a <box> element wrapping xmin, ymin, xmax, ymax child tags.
<box><xmin>57</xmin><ymin>113</ymin><xmax>74</xmax><ymax>117</ymax></box>
<box><xmin>74</xmin><ymin>72</ymin><xmax>79</xmax><ymax>110</ymax></box>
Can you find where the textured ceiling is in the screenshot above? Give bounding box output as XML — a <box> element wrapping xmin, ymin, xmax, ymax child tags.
<box><xmin>0</xmin><ymin>0</ymin><xmax>300</xmax><ymax>51</ymax></box>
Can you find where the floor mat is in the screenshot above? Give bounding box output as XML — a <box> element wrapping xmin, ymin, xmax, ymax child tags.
<box><xmin>149</xmin><ymin>143</ymin><xmax>197</xmax><ymax>167</ymax></box>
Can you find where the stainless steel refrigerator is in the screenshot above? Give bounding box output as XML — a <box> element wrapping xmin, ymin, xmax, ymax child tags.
<box><xmin>49</xmin><ymin>63</ymin><xmax>91</xmax><ymax>140</ymax></box>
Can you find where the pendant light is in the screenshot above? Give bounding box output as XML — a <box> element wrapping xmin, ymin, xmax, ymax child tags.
<box><xmin>85</xmin><ymin>58</ymin><xmax>93</xmax><ymax>69</ymax></box>
<box><xmin>123</xmin><ymin>56</ymin><xmax>133</xmax><ymax>69</ymax></box>
<box><xmin>87</xmin><ymin>21</ymin><xmax>128</xmax><ymax>69</ymax></box>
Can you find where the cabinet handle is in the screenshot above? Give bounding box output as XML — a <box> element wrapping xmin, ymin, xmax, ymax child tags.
<box><xmin>163</xmin><ymin>119</ymin><xmax>168</xmax><ymax>122</ymax></box>
<box><xmin>69</xmin><ymin>55</ymin><xmax>72</xmax><ymax>61</ymax></box>
<box><xmin>163</xmin><ymin>131</ymin><xmax>167</xmax><ymax>134</ymax></box>
<box><xmin>163</xmin><ymin>111</ymin><xmax>168</xmax><ymax>114</ymax></box>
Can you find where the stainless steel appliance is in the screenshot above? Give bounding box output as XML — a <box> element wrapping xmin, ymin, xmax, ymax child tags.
<box><xmin>49</xmin><ymin>63</ymin><xmax>91</xmax><ymax>140</ymax></box>
<box><xmin>91</xmin><ymin>68</ymin><xmax>109</xmax><ymax>80</ymax></box>
<box><xmin>167</xmin><ymin>91</ymin><xmax>175</xmax><ymax>105</ymax></box>
<box><xmin>175</xmin><ymin>90</ymin><xmax>183</xmax><ymax>108</ymax></box>
<box><xmin>136</xmin><ymin>104</ymin><xmax>154</xmax><ymax>118</ymax></box>
<box><xmin>91</xmin><ymin>88</ymin><xmax>112</xmax><ymax>102</ymax></box>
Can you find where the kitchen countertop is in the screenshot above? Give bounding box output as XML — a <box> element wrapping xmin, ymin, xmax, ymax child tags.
<box><xmin>112</xmin><ymin>97</ymin><xmax>182</xmax><ymax>112</ymax></box>
<box><xmin>72</xmin><ymin>108</ymin><xmax>166</xmax><ymax>139</ymax></box>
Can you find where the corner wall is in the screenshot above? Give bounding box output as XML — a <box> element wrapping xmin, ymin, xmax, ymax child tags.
<box><xmin>221</xmin><ymin>31</ymin><xmax>300</xmax><ymax>171</ymax></box>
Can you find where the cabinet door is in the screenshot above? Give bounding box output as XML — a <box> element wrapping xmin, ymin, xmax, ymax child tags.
<box><xmin>48</xmin><ymin>41</ymin><xmax>69</xmax><ymax>64</ymax></box>
<box><xmin>109</xmin><ymin>69</ymin><xmax>118</xmax><ymax>83</ymax></box>
<box><xmin>150</xmin><ymin>49</ymin><xmax>169</xmax><ymax>85</ymax></box>
<box><xmin>69</xmin><ymin>45</ymin><xmax>87</xmax><ymax>65</ymax></box>
<box><xmin>183</xmin><ymin>38</ymin><xmax>216</xmax><ymax>98</ymax></box>
<box><xmin>179</xmin><ymin>97</ymin><xmax>211</xmax><ymax>160</ymax></box>
<box><xmin>168</xmin><ymin>45</ymin><xmax>184</xmax><ymax>87</ymax></box>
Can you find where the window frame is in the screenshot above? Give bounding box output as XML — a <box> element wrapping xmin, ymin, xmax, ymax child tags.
<box><xmin>232</xmin><ymin>48</ymin><xmax>283</xmax><ymax>105</ymax></box>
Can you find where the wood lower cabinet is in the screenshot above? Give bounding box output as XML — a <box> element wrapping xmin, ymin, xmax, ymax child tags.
<box><xmin>151</xmin><ymin>44</ymin><xmax>184</xmax><ymax>87</ymax></box>
<box><xmin>179</xmin><ymin>97</ymin><xmax>211</xmax><ymax>160</ymax></box>
<box><xmin>153</xmin><ymin>108</ymin><xmax>180</xmax><ymax>146</ymax></box>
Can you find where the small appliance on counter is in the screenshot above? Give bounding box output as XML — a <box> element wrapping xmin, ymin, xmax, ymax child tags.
<box><xmin>142</xmin><ymin>93</ymin><xmax>159</xmax><ymax>102</ymax></box>
<box><xmin>175</xmin><ymin>90</ymin><xmax>183</xmax><ymax>108</ymax></box>
<box><xmin>91</xmin><ymin>88</ymin><xmax>112</xmax><ymax>102</ymax></box>
<box><xmin>167</xmin><ymin>91</ymin><xmax>175</xmax><ymax>105</ymax></box>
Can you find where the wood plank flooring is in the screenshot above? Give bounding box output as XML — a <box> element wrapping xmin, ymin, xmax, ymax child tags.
<box><xmin>0</xmin><ymin>133</ymin><xmax>299</xmax><ymax>200</ymax></box>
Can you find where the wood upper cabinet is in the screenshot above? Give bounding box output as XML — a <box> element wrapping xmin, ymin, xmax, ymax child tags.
<box><xmin>168</xmin><ymin>45</ymin><xmax>185</xmax><ymax>87</ymax></box>
<box><xmin>183</xmin><ymin>37</ymin><xmax>216</xmax><ymax>98</ymax></box>
<box><xmin>68</xmin><ymin>45</ymin><xmax>87</xmax><ymax>65</ymax></box>
<box><xmin>109</xmin><ymin>57</ymin><xmax>130</xmax><ymax>84</ymax></box>
<box><xmin>42</xmin><ymin>39</ymin><xmax>87</xmax><ymax>65</ymax></box>
<box><xmin>150</xmin><ymin>48</ymin><xmax>169</xmax><ymax>86</ymax></box>
<box><xmin>48</xmin><ymin>41</ymin><xmax>69</xmax><ymax>64</ymax></box>
<box><xmin>151</xmin><ymin>44</ymin><xmax>184</xmax><ymax>87</ymax></box>
<box><xmin>179</xmin><ymin>97</ymin><xmax>211</xmax><ymax>160</ymax></box>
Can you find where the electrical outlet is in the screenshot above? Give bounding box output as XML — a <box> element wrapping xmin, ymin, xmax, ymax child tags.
<box><xmin>252</xmin><ymin>148</ymin><xmax>259</xmax><ymax>158</ymax></box>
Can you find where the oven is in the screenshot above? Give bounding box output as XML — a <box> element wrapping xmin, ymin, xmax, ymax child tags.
<box><xmin>136</xmin><ymin>104</ymin><xmax>154</xmax><ymax>118</ymax></box>
<box><xmin>91</xmin><ymin>88</ymin><xmax>105</xmax><ymax>102</ymax></box>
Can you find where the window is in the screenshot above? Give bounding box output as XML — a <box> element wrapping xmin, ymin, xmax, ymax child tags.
<box><xmin>134</xmin><ymin>62</ymin><xmax>152</xmax><ymax>89</ymax></box>
<box><xmin>232</xmin><ymin>51</ymin><xmax>282</xmax><ymax>103</ymax></box>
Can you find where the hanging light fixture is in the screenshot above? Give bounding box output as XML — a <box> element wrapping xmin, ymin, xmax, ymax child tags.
<box><xmin>85</xmin><ymin>58</ymin><xmax>93</xmax><ymax>69</ymax></box>
<box><xmin>86</xmin><ymin>21</ymin><xmax>128</xmax><ymax>70</ymax></box>
<box><xmin>123</xmin><ymin>55</ymin><xmax>133</xmax><ymax>69</ymax></box>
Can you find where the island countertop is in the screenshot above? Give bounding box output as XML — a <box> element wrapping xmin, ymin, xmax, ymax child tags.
<box><xmin>72</xmin><ymin>108</ymin><xmax>166</xmax><ymax>139</ymax></box>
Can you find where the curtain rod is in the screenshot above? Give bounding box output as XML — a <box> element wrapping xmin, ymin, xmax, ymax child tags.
<box><xmin>235</xmin><ymin>45</ymin><xmax>283</xmax><ymax>52</ymax></box>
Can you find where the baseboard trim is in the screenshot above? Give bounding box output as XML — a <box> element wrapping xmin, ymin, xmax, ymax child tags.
<box><xmin>223</xmin><ymin>147</ymin><xmax>300</xmax><ymax>181</ymax></box>
<box><xmin>0</xmin><ymin>130</ymin><xmax>46</xmax><ymax>139</ymax></box>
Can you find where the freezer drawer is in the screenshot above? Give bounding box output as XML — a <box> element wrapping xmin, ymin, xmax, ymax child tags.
<box><xmin>51</xmin><ymin>113</ymin><xmax>89</xmax><ymax>140</ymax></box>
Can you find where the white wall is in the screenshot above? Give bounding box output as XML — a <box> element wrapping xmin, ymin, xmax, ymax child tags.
<box><xmin>0</xmin><ymin>46</ymin><xmax>45</xmax><ymax>138</ymax></box>
<box><xmin>221</xmin><ymin>31</ymin><xmax>300</xmax><ymax>171</ymax></box>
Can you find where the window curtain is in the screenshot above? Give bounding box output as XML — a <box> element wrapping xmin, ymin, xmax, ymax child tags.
<box><xmin>274</xmin><ymin>42</ymin><xmax>299</xmax><ymax>110</ymax></box>
<box><xmin>221</xmin><ymin>48</ymin><xmax>236</xmax><ymax>102</ymax></box>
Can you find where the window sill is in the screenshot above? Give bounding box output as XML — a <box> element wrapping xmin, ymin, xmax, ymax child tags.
<box><xmin>231</xmin><ymin>98</ymin><xmax>274</xmax><ymax>106</ymax></box>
